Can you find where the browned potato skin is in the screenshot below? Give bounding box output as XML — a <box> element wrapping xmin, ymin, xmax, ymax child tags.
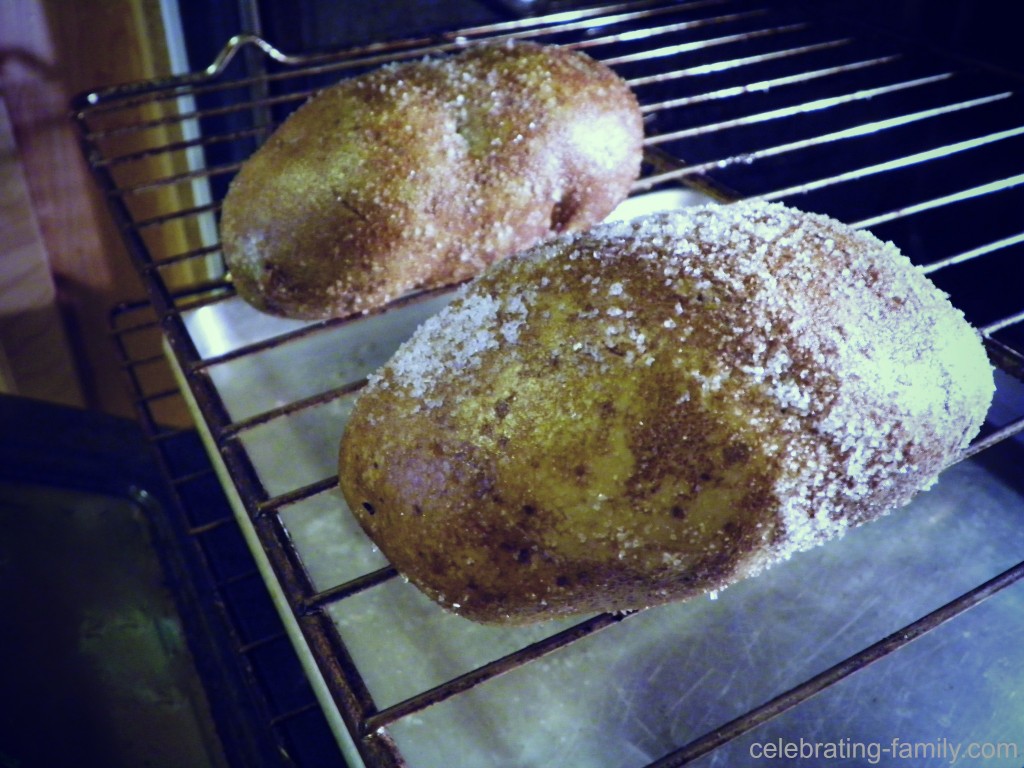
<box><xmin>220</xmin><ymin>41</ymin><xmax>643</xmax><ymax>319</ymax></box>
<box><xmin>339</xmin><ymin>246</ymin><xmax>784</xmax><ymax>624</ymax></box>
<box><xmin>339</xmin><ymin>202</ymin><xmax>993</xmax><ymax>625</ymax></box>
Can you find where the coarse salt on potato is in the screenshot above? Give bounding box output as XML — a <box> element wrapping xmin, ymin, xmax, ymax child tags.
<box><xmin>339</xmin><ymin>200</ymin><xmax>993</xmax><ymax>624</ymax></box>
<box><xmin>220</xmin><ymin>40</ymin><xmax>643</xmax><ymax>319</ymax></box>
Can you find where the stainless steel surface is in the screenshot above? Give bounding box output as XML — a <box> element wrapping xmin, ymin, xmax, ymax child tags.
<box><xmin>76</xmin><ymin>2</ymin><xmax>1024</xmax><ymax>766</ymax></box>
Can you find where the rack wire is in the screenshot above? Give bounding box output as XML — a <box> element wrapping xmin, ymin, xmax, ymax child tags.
<box><xmin>80</xmin><ymin>1</ymin><xmax>1024</xmax><ymax>766</ymax></box>
<box><xmin>108</xmin><ymin>301</ymin><xmax>341</xmax><ymax>766</ymax></box>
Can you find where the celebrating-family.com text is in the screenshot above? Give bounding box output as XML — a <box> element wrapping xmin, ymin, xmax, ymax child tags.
<box><xmin>749</xmin><ymin>736</ymin><xmax>1019</xmax><ymax>765</ymax></box>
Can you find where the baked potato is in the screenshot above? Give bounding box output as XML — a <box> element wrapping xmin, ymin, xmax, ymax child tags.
<box><xmin>338</xmin><ymin>200</ymin><xmax>994</xmax><ymax>624</ymax></box>
<box><xmin>220</xmin><ymin>40</ymin><xmax>643</xmax><ymax>319</ymax></box>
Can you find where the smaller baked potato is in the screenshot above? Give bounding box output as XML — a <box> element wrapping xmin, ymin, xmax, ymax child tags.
<box><xmin>220</xmin><ymin>41</ymin><xmax>643</xmax><ymax>319</ymax></box>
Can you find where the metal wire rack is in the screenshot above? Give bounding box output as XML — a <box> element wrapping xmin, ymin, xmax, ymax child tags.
<box><xmin>108</xmin><ymin>300</ymin><xmax>340</xmax><ymax>766</ymax></box>
<box><xmin>79</xmin><ymin>1</ymin><xmax>1024</xmax><ymax>766</ymax></box>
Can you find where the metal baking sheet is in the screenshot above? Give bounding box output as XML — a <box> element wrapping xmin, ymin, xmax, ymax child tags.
<box><xmin>177</xmin><ymin>190</ymin><xmax>1024</xmax><ymax>767</ymax></box>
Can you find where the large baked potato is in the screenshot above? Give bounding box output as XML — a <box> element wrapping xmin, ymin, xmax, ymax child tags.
<box><xmin>220</xmin><ymin>41</ymin><xmax>643</xmax><ymax>319</ymax></box>
<box><xmin>338</xmin><ymin>201</ymin><xmax>994</xmax><ymax>624</ymax></box>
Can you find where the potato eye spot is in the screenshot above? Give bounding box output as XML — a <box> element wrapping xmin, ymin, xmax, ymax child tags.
<box><xmin>362</xmin><ymin>501</ymin><xmax>376</xmax><ymax>515</ymax></box>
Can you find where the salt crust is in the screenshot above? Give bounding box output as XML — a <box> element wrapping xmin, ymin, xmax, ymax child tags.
<box><xmin>363</xmin><ymin>200</ymin><xmax>994</xmax><ymax>577</ymax></box>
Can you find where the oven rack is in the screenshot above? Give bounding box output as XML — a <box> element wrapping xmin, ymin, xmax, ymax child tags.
<box><xmin>108</xmin><ymin>299</ymin><xmax>341</xmax><ymax>766</ymax></box>
<box><xmin>77</xmin><ymin>2</ymin><xmax>1024</xmax><ymax>767</ymax></box>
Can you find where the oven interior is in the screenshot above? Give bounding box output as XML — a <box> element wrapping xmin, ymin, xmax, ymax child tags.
<box><xmin>75</xmin><ymin>1</ymin><xmax>1024</xmax><ymax>766</ymax></box>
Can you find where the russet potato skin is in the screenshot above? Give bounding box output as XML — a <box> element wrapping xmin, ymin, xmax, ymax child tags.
<box><xmin>220</xmin><ymin>41</ymin><xmax>643</xmax><ymax>319</ymax></box>
<box><xmin>338</xmin><ymin>201</ymin><xmax>994</xmax><ymax>625</ymax></box>
<box><xmin>341</xmin><ymin>282</ymin><xmax>782</xmax><ymax>622</ymax></box>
